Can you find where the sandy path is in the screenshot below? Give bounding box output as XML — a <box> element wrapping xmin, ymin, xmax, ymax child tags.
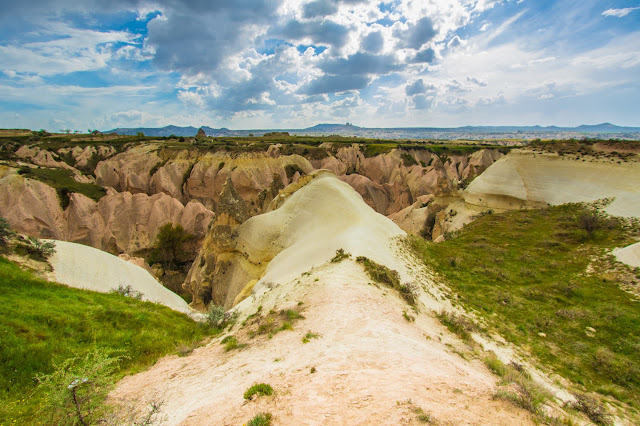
<box><xmin>112</xmin><ymin>261</ymin><xmax>534</xmax><ymax>425</ymax></box>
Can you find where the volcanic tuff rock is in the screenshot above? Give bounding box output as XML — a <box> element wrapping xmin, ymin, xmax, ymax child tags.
<box><xmin>49</xmin><ymin>240</ymin><xmax>193</xmax><ymax>315</ymax></box>
<box><xmin>464</xmin><ymin>150</ymin><xmax>640</xmax><ymax>217</ymax></box>
<box><xmin>184</xmin><ymin>170</ymin><xmax>409</xmax><ymax>310</ymax></box>
<box><xmin>184</xmin><ymin>177</ymin><xmax>251</xmax><ymax>310</ymax></box>
<box><xmin>0</xmin><ymin>168</ymin><xmax>213</xmax><ymax>258</ymax></box>
<box><xmin>95</xmin><ymin>145</ymin><xmax>162</xmax><ymax>194</ymax></box>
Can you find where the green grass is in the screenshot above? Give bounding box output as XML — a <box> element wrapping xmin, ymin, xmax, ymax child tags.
<box><xmin>356</xmin><ymin>256</ymin><xmax>417</xmax><ymax>305</ymax></box>
<box><xmin>247</xmin><ymin>412</ymin><xmax>272</xmax><ymax>426</ymax></box>
<box><xmin>0</xmin><ymin>257</ymin><xmax>211</xmax><ymax>424</ymax></box>
<box><xmin>243</xmin><ymin>383</ymin><xmax>273</xmax><ymax>400</ymax></box>
<box><xmin>408</xmin><ymin>204</ymin><xmax>640</xmax><ymax>407</ymax></box>
<box><xmin>17</xmin><ymin>166</ymin><xmax>106</xmax><ymax>208</ymax></box>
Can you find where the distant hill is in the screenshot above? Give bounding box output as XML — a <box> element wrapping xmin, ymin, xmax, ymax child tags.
<box><xmin>105</xmin><ymin>123</ymin><xmax>640</xmax><ymax>140</ymax></box>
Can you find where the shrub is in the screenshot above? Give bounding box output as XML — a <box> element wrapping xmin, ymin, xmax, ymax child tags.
<box><xmin>244</xmin><ymin>383</ymin><xmax>273</xmax><ymax>400</ymax></box>
<box><xmin>399</xmin><ymin>283</ymin><xmax>418</xmax><ymax>305</ymax></box>
<box><xmin>302</xmin><ymin>331</ymin><xmax>320</xmax><ymax>343</ymax></box>
<box><xmin>284</xmin><ymin>164</ymin><xmax>305</xmax><ymax>179</ymax></box>
<box><xmin>152</xmin><ymin>223</ymin><xmax>192</xmax><ymax>268</ymax></box>
<box><xmin>571</xmin><ymin>392</ymin><xmax>611</xmax><ymax>425</ymax></box>
<box><xmin>15</xmin><ymin>236</ymin><xmax>56</xmax><ymax>261</ymax></box>
<box><xmin>0</xmin><ymin>217</ymin><xmax>14</xmax><ymax>249</ymax></box>
<box><xmin>36</xmin><ymin>349</ymin><xmax>123</xmax><ymax>425</ymax></box>
<box><xmin>436</xmin><ymin>310</ymin><xmax>478</xmax><ymax>343</ymax></box>
<box><xmin>207</xmin><ymin>305</ymin><xmax>226</xmax><ymax>327</ymax></box>
<box><xmin>330</xmin><ymin>248</ymin><xmax>351</xmax><ymax>263</ymax></box>
<box><xmin>247</xmin><ymin>413</ymin><xmax>272</xmax><ymax>426</ymax></box>
<box><xmin>110</xmin><ymin>284</ymin><xmax>143</xmax><ymax>300</ymax></box>
<box><xmin>356</xmin><ymin>256</ymin><xmax>400</xmax><ymax>289</ymax></box>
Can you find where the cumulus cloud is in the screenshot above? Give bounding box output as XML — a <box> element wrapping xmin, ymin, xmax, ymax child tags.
<box><xmin>394</xmin><ymin>17</ymin><xmax>437</xmax><ymax>49</ymax></box>
<box><xmin>361</xmin><ymin>31</ymin><xmax>384</xmax><ymax>53</ymax></box>
<box><xmin>411</xmin><ymin>48</ymin><xmax>436</xmax><ymax>63</ymax></box>
<box><xmin>299</xmin><ymin>74</ymin><xmax>369</xmax><ymax>94</ymax></box>
<box><xmin>303</xmin><ymin>0</ymin><xmax>338</xmax><ymax>18</ymax></box>
<box><xmin>320</xmin><ymin>52</ymin><xmax>401</xmax><ymax>75</ymax></box>
<box><xmin>405</xmin><ymin>79</ymin><xmax>428</xmax><ymax>96</ymax></box>
<box><xmin>278</xmin><ymin>19</ymin><xmax>350</xmax><ymax>48</ymax></box>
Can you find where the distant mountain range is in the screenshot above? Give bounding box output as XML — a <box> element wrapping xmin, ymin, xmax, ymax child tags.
<box><xmin>105</xmin><ymin>122</ymin><xmax>640</xmax><ymax>140</ymax></box>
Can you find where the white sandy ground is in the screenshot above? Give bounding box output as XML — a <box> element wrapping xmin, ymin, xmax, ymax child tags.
<box><xmin>110</xmin><ymin>173</ymin><xmax>556</xmax><ymax>425</ymax></box>
<box><xmin>464</xmin><ymin>150</ymin><xmax>640</xmax><ymax>217</ymax></box>
<box><xmin>47</xmin><ymin>240</ymin><xmax>193</xmax><ymax>315</ymax></box>
<box><xmin>112</xmin><ymin>260</ymin><xmax>537</xmax><ymax>425</ymax></box>
<box><xmin>613</xmin><ymin>242</ymin><xmax>640</xmax><ymax>269</ymax></box>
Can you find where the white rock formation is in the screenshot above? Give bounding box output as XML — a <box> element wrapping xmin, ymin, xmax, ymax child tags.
<box><xmin>48</xmin><ymin>240</ymin><xmax>193</xmax><ymax>315</ymax></box>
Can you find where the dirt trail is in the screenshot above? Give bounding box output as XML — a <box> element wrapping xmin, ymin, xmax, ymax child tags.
<box><xmin>112</xmin><ymin>260</ymin><xmax>535</xmax><ymax>425</ymax></box>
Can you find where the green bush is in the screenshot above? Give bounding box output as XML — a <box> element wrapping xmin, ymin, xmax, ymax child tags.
<box><xmin>36</xmin><ymin>349</ymin><xmax>122</xmax><ymax>425</ymax></box>
<box><xmin>331</xmin><ymin>248</ymin><xmax>351</xmax><ymax>263</ymax></box>
<box><xmin>247</xmin><ymin>413</ymin><xmax>272</xmax><ymax>426</ymax></box>
<box><xmin>207</xmin><ymin>305</ymin><xmax>226</xmax><ymax>327</ymax></box>
<box><xmin>244</xmin><ymin>383</ymin><xmax>273</xmax><ymax>400</ymax></box>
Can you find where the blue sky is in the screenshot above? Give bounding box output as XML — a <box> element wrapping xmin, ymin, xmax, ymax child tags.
<box><xmin>0</xmin><ymin>0</ymin><xmax>639</xmax><ymax>130</ymax></box>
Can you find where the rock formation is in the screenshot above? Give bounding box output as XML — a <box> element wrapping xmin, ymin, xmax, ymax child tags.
<box><xmin>184</xmin><ymin>171</ymin><xmax>407</xmax><ymax>310</ymax></box>
<box><xmin>49</xmin><ymin>240</ymin><xmax>193</xmax><ymax>314</ymax></box>
<box><xmin>184</xmin><ymin>177</ymin><xmax>251</xmax><ymax>310</ymax></box>
<box><xmin>464</xmin><ymin>150</ymin><xmax>640</xmax><ymax>217</ymax></box>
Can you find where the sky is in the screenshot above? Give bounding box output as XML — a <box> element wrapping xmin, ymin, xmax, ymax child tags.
<box><xmin>0</xmin><ymin>0</ymin><xmax>639</xmax><ymax>131</ymax></box>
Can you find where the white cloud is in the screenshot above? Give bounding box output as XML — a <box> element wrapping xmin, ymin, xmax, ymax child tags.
<box><xmin>602</xmin><ymin>7</ymin><xmax>640</xmax><ymax>18</ymax></box>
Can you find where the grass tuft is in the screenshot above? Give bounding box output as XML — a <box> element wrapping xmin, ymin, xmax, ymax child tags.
<box><xmin>244</xmin><ymin>383</ymin><xmax>274</xmax><ymax>400</ymax></box>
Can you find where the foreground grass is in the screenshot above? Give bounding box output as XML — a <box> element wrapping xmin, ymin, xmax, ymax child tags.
<box><xmin>0</xmin><ymin>257</ymin><xmax>210</xmax><ymax>424</ymax></box>
<box><xmin>409</xmin><ymin>204</ymin><xmax>640</xmax><ymax>408</ymax></box>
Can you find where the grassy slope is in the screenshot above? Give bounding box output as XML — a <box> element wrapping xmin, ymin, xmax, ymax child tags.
<box><xmin>409</xmin><ymin>205</ymin><xmax>640</xmax><ymax>408</ymax></box>
<box><xmin>17</xmin><ymin>167</ymin><xmax>106</xmax><ymax>203</ymax></box>
<box><xmin>0</xmin><ymin>257</ymin><xmax>209</xmax><ymax>424</ymax></box>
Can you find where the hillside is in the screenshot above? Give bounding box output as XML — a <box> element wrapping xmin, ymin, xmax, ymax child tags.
<box><xmin>111</xmin><ymin>172</ymin><xmax>538</xmax><ymax>425</ymax></box>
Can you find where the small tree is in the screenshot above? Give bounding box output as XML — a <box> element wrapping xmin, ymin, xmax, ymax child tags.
<box><xmin>152</xmin><ymin>223</ymin><xmax>192</xmax><ymax>269</ymax></box>
<box><xmin>36</xmin><ymin>349</ymin><xmax>123</xmax><ymax>425</ymax></box>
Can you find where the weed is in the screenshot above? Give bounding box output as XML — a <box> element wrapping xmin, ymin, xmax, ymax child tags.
<box><xmin>403</xmin><ymin>311</ymin><xmax>416</xmax><ymax>322</ymax></box>
<box><xmin>244</xmin><ymin>383</ymin><xmax>274</xmax><ymax>400</ymax></box>
<box><xmin>302</xmin><ymin>331</ymin><xmax>320</xmax><ymax>343</ymax></box>
<box><xmin>436</xmin><ymin>310</ymin><xmax>477</xmax><ymax>343</ymax></box>
<box><xmin>111</xmin><ymin>284</ymin><xmax>143</xmax><ymax>300</ymax></box>
<box><xmin>310</xmin><ymin>367</ymin><xmax>317</xmax><ymax>374</ymax></box>
<box><xmin>571</xmin><ymin>392</ymin><xmax>611</xmax><ymax>425</ymax></box>
<box><xmin>331</xmin><ymin>248</ymin><xmax>351</xmax><ymax>263</ymax></box>
<box><xmin>414</xmin><ymin>407</ymin><xmax>433</xmax><ymax>423</ymax></box>
<box><xmin>357</xmin><ymin>256</ymin><xmax>418</xmax><ymax>304</ymax></box>
<box><xmin>222</xmin><ymin>336</ymin><xmax>246</xmax><ymax>352</ymax></box>
<box><xmin>247</xmin><ymin>412</ymin><xmax>272</xmax><ymax>426</ymax></box>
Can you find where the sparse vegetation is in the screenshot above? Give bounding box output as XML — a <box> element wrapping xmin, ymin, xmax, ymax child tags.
<box><xmin>247</xmin><ymin>412</ymin><xmax>273</xmax><ymax>426</ymax></box>
<box><xmin>302</xmin><ymin>331</ymin><xmax>320</xmax><ymax>343</ymax></box>
<box><xmin>110</xmin><ymin>284</ymin><xmax>143</xmax><ymax>300</ymax></box>
<box><xmin>247</xmin><ymin>307</ymin><xmax>305</xmax><ymax>339</ymax></box>
<box><xmin>356</xmin><ymin>256</ymin><xmax>417</xmax><ymax>305</ymax></box>
<box><xmin>330</xmin><ymin>248</ymin><xmax>351</xmax><ymax>263</ymax></box>
<box><xmin>13</xmin><ymin>235</ymin><xmax>56</xmax><ymax>260</ymax></box>
<box><xmin>571</xmin><ymin>392</ymin><xmax>611</xmax><ymax>425</ymax></box>
<box><xmin>409</xmin><ymin>203</ymin><xmax>640</xmax><ymax>407</ymax></box>
<box><xmin>483</xmin><ymin>353</ymin><xmax>551</xmax><ymax>415</ymax></box>
<box><xmin>17</xmin><ymin>166</ymin><xmax>106</xmax><ymax>208</ymax></box>
<box><xmin>244</xmin><ymin>383</ymin><xmax>274</xmax><ymax>400</ymax></box>
<box><xmin>436</xmin><ymin>310</ymin><xmax>478</xmax><ymax>343</ymax></box>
